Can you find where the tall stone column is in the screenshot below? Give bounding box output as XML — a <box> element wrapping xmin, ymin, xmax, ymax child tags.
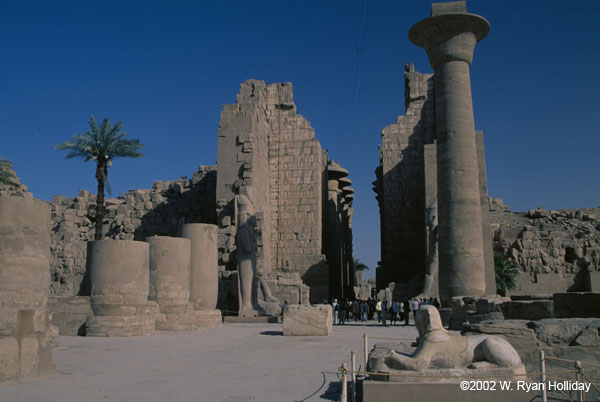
<box><xmin>409</xmin><ymin>2</ymin><xmax>490</xmax><ymax>300</ymax></box>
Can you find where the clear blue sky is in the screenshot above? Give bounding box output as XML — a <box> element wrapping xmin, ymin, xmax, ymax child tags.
<box><xmin>1</xmin><ymin>1</ymin><xmax>599</xmax><ymax>279</ymax></box>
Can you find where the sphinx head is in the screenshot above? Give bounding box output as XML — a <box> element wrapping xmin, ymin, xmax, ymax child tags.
<box><xmin>415</xmin><ymin>305</ymin><xmax>445</xmax><ymax>340</ymax></box>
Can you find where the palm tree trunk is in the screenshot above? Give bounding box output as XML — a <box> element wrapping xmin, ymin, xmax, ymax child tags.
<box><xmin>95</xmin><ymin>160</ymin><xmax>106</xmax><ymax>240</ymax></box>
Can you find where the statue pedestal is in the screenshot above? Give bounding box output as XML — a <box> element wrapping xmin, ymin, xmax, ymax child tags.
<box><xmin>238</xmin><ymin>309</ymin><xmax>260</xmax><ymax>318</ymax></box>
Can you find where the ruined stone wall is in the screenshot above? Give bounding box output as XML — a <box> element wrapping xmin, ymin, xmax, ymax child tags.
<box><xmin>49</xmin><ymin>166</ymin><xmax>217</xmax><ymax>295</ymax></box>
<box><xmin>375</xmin><ymin>64</ymin><xmax>434</xmax><ymax>288</ymax></box>
<box><xmin>491</xmin><ymin>202</ymin><xmax>600</xmax><ymax>294</ymax></box>
<box><xmin>214</xmin><ymin>80</ymin><xmax>332</xmax><ymax>306</ymax></box>
<box><xmin>266</xmin><ymin>82</ymin><xmax>328</xmax><ymax>302</ymax></box>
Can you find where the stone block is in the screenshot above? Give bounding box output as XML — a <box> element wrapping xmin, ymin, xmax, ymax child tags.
<box><xmin>0</xmin><ymin>308</ymin><xmax>18</xmax><ymax>337</ymax></box>
<box><xmin>18</xmin><ymin>335</ymin><xmax>40</xmax><ymax>378</ymax></box>
<box><xmin>502</xmin><ymin>300</ymin><xmax>554</xmax><ymax>320</ymax></box>
<box><xmin>283</xmin><ymin>305</ymin><xmax>331</xmax><ymax>336</ymax></box>
<box><xmin>553</xmin><ymin>292</ymin><xmax>600</xmax><ymax>318</ymax></box>
<box><xmin>527</xmin><ymin>318</ymin><xmax>600</xmax><ymax>346</ymax></box>
<box><xmin>0</xmin><ymin>336</ymin><xmax>19</xmax><ymax>380</ymax></box>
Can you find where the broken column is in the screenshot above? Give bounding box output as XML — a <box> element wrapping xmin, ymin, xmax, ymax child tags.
<box><xmin>85</xmin><ymin>240</ymin><xmax>158</xmax><ymax>336</ymax></box>
<box><xmin>0</xmin><ymin>196</ymin><xmax>56</xmax><ymax>381</ymax></box>
<box><xmin>409</xmin><ymin>1</ymin><xmax>489</xmax><ymax>300</ymax></box>
<box><xmin>178</xmin><ymin>224</ymin><xmax>222</xmax><ymax>326</ymax></box>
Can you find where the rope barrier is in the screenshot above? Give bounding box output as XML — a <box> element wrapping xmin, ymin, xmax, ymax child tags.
<box><xmin>344</xmin><ymin>368</ymin><xmax>578</xmax><ymax>379</ymax></box>
<box><xmin>368</xmin><ymin>336</ymin><xmax>416</xmax><ymax>341</ymax></box>
<box><xmin>545</xmin><ymin>356</ymin><xmax>600</xmax><ymax>368</ymax></box>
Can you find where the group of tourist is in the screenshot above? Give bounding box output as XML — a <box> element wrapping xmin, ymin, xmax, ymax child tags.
<box><xmin>329</xmin><ymin>297</ymin><xmax>440</xmax><ymax>326</ymax></box>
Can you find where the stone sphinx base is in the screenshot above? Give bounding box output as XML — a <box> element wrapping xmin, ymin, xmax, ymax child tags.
<box><xmin>0</xmin><ymin>308</ymin><xmax>58</xmax><ymax>381</ymax></box>
<box><xmin>368</xmin><ymin>362</ymin><xmax>527</xmax><ymax>382</ymax></box>
<box><xmin>363</xmin><ymin>380</ymin><xmax>532</xmax><ymax>402</ymax></box>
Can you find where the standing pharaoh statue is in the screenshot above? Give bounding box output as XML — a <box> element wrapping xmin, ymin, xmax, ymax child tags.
<box><xmin>417</xmin><ymin>200</ymin><xmax>439</xmax><ymax>299</ymax></box>
<box><xmin>235</xmin><ymin>195</ymin><xmax>262</xmax><ymax>316</ymax></box>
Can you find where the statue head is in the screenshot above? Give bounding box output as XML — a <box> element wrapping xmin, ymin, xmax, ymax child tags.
<box><xmin>237</xmin><ymin>194</ymin><xmax>253</xmax><ymax>225</ymax></box>
<box><xmin>415</xmin><ymin>305</ymin><xmax>447</xmax><ymax>341</ymax></box>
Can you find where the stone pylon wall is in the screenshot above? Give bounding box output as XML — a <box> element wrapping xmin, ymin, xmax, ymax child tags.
<box><xmin>49</xmin><ymin>166</ymin><xmax>216</xmax><ymax>295</ymax></box>
<box><xmin>375</xmin><ymin>64</ymin><xmax>434</xmax><ymax>289</ymax></box>
<box><xmin>216</xmin><ymin>80</ymin><xmax>333</xmax><ymax>306</ymax></box>
<box><xmin>266</xmin><ymin>83</ymin><xmax>329</xmax><ymax>303</ymax></box>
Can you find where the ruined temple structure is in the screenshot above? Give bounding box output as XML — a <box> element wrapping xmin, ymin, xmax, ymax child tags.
<box><xmin>47</xmin><ymin>80</ymin><xmax>355</xmax><ymax>312</ymax></box>
<box><xmin>374</xmin><ymin>1</ymin><xmax>495</xmax><ymax>300</ymax></box>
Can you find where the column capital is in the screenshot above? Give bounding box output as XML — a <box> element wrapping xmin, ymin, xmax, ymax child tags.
<box><xmin>409</xmin><ymin>13</ymin><xmax>489</xmax><ymax>67</ymax></box>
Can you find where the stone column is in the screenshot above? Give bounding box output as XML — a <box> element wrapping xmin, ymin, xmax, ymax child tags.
<box><xmin>86</xmin><ymin>240</ymin><xmax>158</xmax><ymax>336</ymax></box>
<box><xmin>325</xmin><ymin>161</ymin><xmax>348</xmax><ymax>299</ymax></box>
<box><xmin>0</xmin><ymin>196</ymin><xmax>56</xmax><ymax>380</ymax></box>
<box><xmin>178</xmin><ymin>224</ymin><xmax>218</xmax><ymax>311</ymax></box>
<box><xmin>409</xmin><ymin>2</ymin><xmax>490</xmax><ymax>300</ymax></box>
<box><xmin>147</xmin><ymin>236</ymin><xmax>191</xmax><ymax>313</ymax></box>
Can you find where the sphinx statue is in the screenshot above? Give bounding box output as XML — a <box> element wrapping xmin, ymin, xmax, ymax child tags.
<box><xmin>369</xmin><ymin>305</ymin><xmax>525</xmax><ymax>377</ymax></box>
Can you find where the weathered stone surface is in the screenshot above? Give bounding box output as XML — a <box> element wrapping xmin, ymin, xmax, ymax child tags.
<box><xmin>156</xmin><ymin>310</ymin><xmax>221</xmax><ymax>331</ymax></box>
<box><xmin>0</xmin><ymin>196</ymin><xmax>51</xmax><ymax>309</ymax></box>
<box><xmin>0</xmin><ymin>337</ymin><xmax>19</xmax><ymax>380</ymax></box>
<box><xmin>47</xmin><ymin>296</ymin><xmax>92</xmax><ymax>335</ymax></box>
<box><xmin>491</xmin><ymin>205</ymin><xmax>600</xmax><ymax>295</ymax></box>
<box><xmin>553</xmin><ymin>292</ymin><xmax>600</xmax><ymax>318</ymax></box>
<box><xmin>502</xmin><ymin>300</ymin><xmax>554</xmax><ymax>320</ymax></box>
<box><xmin>527</xmin><ymin>318</ymin><xmax>600</xmax><ymax>346</ymax></box>
<box><xmin>86</xmin><ymin>315</ymin><xmax>156</xmax><ymax>337</ymax></box>
<box><xmin>283</xmin><ymin>305</ymin><xmax>332</xmax><ymax>336</ymax></box>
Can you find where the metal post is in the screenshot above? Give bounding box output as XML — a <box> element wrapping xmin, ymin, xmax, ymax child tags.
<box><xmin>351</xmin><ymin>351</ymin><xmax>356</xmax><ymax>402</ymax></box>
<box><xmin>340</xmin><ymin>363</ymin><xmax>348</xmax><ymax>402</ymax></box>
<box><xmin>539</xmin><ymin>350</ymin><xmax>547</xmax><ymax>402</ymax></box>
<box><xmin>575</xmin><ymin>361</ymin><xmax>583</xmax><ymax>402</ymax></box>
<box><xmin>364</xmin><ymin>333</ymin><xmax>368</xmax><ymax>374</ymax></box>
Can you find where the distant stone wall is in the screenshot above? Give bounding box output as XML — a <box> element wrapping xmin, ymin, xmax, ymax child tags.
<box><xmin>49</xmin><ymin>166</ymin><xmax>217</xmax><ymax>295</ymax></box>
<box><xmin>375</xmin><ymin>64</ymin><xmax>433</xmax><ymax>288</ymax></box>
<box><xmin>491</xmin><ymin>204</ymin><xmax>600</xmax><ymax>294</ymax></box>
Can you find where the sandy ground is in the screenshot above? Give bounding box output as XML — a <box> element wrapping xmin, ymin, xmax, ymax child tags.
<box><xmin>0</xmin><ymin>319</ymin><xmax>418</xmax><ymax>402</ymax></box>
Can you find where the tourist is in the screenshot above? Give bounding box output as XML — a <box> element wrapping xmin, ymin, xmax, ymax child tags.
<box><xmin>368</xmin><ymin>298</ymin><xmax>376</xmax><ymax>320</ymax></box>
<box><xmin>398</xmin><ymin>299</ymin><xmax>404</xmax><ymax>322</ymax></box>
<box><xmin>381</xmin><ymin>299</ymin><xmax>388</xmax><ymax>327</ymax></box>
<box><xmin>332</xmin><ymin>299</ymin><xmax>339</xmax><ymax>325</ymax></box>
<box><xmin>352</xmin><ymin>299</ymin><xmax>360</xmax><ymax>321</ymax></box>
<box><xmin>376</xmin><ymin>299</ymin><xmax>382</xmax><ymax>322</ymax></box>
<box><xmin>411</xmin><ymin>298</ymin><xmax>419</xmax><ymax>324</ymax></box>
<box><xmin>391</xmin><ymin>300</ymin><xmax>399</xmax><ymax>325</ymax></box>
<box><xmin>360</xmin><ymin>300</ymin><xmax>367</xmax><ymax>321</ymax></box>
<box><xmin>403</xmin><ymin>298</ymin><xmax>410</xmax><ymax>325</ymax></box>
<box><xmin>339</xmin><ymin>299</ymin><xmax>348</xmax><ymax>325</ymax></box>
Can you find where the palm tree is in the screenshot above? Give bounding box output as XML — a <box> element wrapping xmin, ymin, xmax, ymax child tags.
<box><xmin>0</xmin><ymin>156</ymin><xmax>18</xmax><ymax>187</ymax></box>
<box><xmin>56</xmin><ymin>116</ymin><xmax>145</xmax><ymax>240</ymax></box>
<box><xmin>494</xmin><ymin>251</ymin><xmax>519</xmax><ymax>296</ymax></box>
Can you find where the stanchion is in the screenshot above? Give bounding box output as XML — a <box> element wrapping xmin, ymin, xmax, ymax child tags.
<box><xmin>351</xmin><ymin>351</ymin><xmax>356</xmax><ymax>402</ymax></box>
<box><xmin>575</xmin><ymin>361</ymin><xmax>583</xmax><ymax>402</ymax></box>
<box><xmin>540</xmin><ymin>350</ymin><xmax>547</xmax><ymax>402</ymax></box>
<box><xmin>340</xmin><ymin>363</ymin><xmax>348</xmax><ymax>402</ymax></box>
<box><xmin>363</xmin><ymin>333</ymin><xmax>368</xmax><ymax>374</ymax></box>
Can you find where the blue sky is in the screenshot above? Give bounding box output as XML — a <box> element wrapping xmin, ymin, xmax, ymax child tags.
<box><xmin>1</xmin><ymin>1</ymin><xmax>599</xmax><ymax>278</ymax></box>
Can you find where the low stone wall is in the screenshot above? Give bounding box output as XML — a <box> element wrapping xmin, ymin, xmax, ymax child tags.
<box><xmin>283</xmin><ymin>305</ymin><xmax>332</xmax><ymax>336</ymax></box>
